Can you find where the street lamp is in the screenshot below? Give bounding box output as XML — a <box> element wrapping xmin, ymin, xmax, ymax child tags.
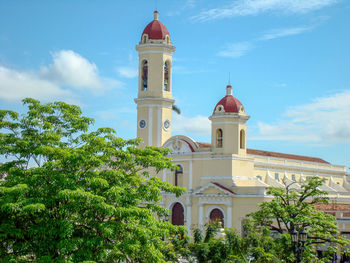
<box><xmin>291</xmin><ymin>229</ymin><xmax>307</xmax><ymax>263</ymax></box>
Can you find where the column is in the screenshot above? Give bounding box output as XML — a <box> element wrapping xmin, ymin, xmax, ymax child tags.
<box><xmin>199</xmin><ymin>204</ymin><xmax>204</xmax><ymax>229</ymax></box>
<box><xmin>227</xmin><ymin>206</ymin><xmax>232</xmax><ymax>228</ymax></box>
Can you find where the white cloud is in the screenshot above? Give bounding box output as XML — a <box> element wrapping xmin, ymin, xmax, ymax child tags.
<box><xmin>252</xmin><ymin>90</ymin><xmax>350</xmax><ymax>143</ymax></box>
<box><xmin>0</xmin><ymin>50</ymin><xmax>121</xmax><ymax>102</ymax></box>
<box><xmin>0</xmin><ymin>66</ymin><xmax>73</xmax><ymax>102</ymax></box>
<box><xmin>40</xmin><ymin>50</ymin><xmax>117</xmax><ymax>91</ymax></box>
<box><xmin>218</xmin><ymin>25</ymin><xmax>313</xmax><ymax>58</ymax></box>
<box><xmin>258</xmin><ymin>26</ymin><xmax>312</xmax><ymax>40</ymax></box>
<box><xmin>116</xmin><ymin>66</ymin><xmax>138</xmax><ymax>78</ymax></box>
<box><xmin>192</xmin><ymin>0</ymin><xmax>340</xmax><ymax>21</ymax></box>
<box><xmin>217</xmin><ymin>41</ymin><xmax>253</xmax><ymax>58</ymax></box>
<box><xmin>172</xmin><ymin>114</ymin><xmax>211</xmax><ymax>135</ymax></box>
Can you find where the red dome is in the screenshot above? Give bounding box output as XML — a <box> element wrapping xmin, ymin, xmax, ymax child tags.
<box><xmin>141</xmin><ymin>11</ymin><xmax>170</xmax><ymax>41</ymax></box>
<box><xmin>213</xmin><ymin>85</ymin><xmax>243</xmax><ymax>114</ymax></box>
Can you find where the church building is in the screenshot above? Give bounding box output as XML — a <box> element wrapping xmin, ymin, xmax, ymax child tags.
<box><xmin>135</xmin><ymin>11</ymin><xmax>350</xmax><ymax>235</ymax></box>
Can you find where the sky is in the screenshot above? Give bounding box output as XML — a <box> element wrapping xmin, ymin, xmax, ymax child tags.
<box><xmin>0</xmin><ymin>0</ymin><xmax>349</xmax><ymax>170</ymax></box>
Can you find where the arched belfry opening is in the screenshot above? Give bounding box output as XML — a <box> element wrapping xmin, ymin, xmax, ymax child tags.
<box><xmin>142</xmin><ymin>34</ymin><xmax>147</xmax><ymax>43</ymax></box>
<box><xmin>171</xmin><ymin>202</ymin><xmax>184</xmax><ymax>225</ymax></box>
<box><xmin>210</xmin><ymin>208</ymin><xmax>224</xmax><ymax>227</ymax></box>
<box><xmin>240</xmin><ymin>129</ymin><xmax>245</xmax><ymax>149</ymax></box>
<box><xmin>216</xmin><ymin>129</ymin><xmax>223</xmax><ymax>148</ymax></box>
<box><xmin>141</xmin><ymin>60</ymin><xmax>148</xmax><ymax>91</ymax></box>
<box><xmin>164</xmin><ymin>61</ymin><xmax>170</xmax><ymax>91</ymax></box>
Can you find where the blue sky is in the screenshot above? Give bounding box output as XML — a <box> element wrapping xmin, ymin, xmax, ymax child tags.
<box><xmin>0</xmin><ymin>0</ymin><xmax>349</xmax><ymax>170</ymax></box>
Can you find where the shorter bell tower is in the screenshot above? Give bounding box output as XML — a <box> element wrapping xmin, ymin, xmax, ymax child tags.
<box><xmin>209</xmin><ymin>84</ymin><xmax>250</xmax><ymax>155</ymax></box>
<box><xmin>135</xmin><ymin>11</ymin><xmax>176</xmax><ymax>147</ymax></box>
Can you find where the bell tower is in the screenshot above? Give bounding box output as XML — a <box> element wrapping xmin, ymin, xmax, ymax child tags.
<box><xmin>135</xmin><ymin>11</ymin><xmax>176</xmax><ymax>147</ymax></box>
<box><xmin>209</xmin><ymin>84</ymin><xmax>250</xmax><ymax>155</ymax></box>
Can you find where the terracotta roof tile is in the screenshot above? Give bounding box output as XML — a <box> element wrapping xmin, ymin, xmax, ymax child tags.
<box><xmin>247</xmin><ymin>148</ymin><xmax>329</xmax><ymax>164</ymax></box>
<box><xmin>197</xmin><ymin>142</ymin><xmax>211</xmax><ymax>148</ymax></box>
<box><xmin>212</xmin><ymin>182</ymin><xmax>235</xmax><ymax>194</ymax></box>
<box><xmin>196</xmin><ymin>142</ymin><xmax>328</xmax><ymax>164</ymax></box>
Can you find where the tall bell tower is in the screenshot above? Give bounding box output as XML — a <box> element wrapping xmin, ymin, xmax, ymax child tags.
<box><xmin>135</xmin><ymin>11</ymin><xmax>176</xmax><ymax>147</ymax></box>
<box><xmin>209</xmin><ymin>84</ymin><xmax>250</xmax><ymax>155</ymax></box>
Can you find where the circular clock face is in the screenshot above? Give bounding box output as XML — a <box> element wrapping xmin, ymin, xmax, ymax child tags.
<box><xmin>139</xmin><ymin>119</ymin><xmax>146</xmax><ymax>129</ymax></box>
<box><xmin>163</xmin><ymin>119</ymin><xmax>170</xmax><ymax>130</ymax></box>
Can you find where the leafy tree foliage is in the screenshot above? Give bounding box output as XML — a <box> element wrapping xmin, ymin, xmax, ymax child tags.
<box><xmin>245</xmin><ymin>177</ymin><xmax>349</xmax><ymax>262</ymax></box>
<box><xmin>0</xmin><ymin>98</ymin><xmax>185</xmax><ymax>263</ymax></box>
<box><xmin>175</xmin><ymin>222</ymin><xmax>250</xmax><ymax>263</ymax></box>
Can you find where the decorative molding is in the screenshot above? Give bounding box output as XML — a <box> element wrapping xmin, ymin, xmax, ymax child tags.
<box><xmin>135</xmin><ymin>97</ymin><xmax>175</xmax><ymax>104</ymax></box>
<box><xmin>193</xmin><ymin>182</ymin><xmax>234</xmax><ymax>196</ymax></box>
<box><xmin>249</xmin><ymin>154</ymin><xmax>346</xmax><ymax>170</ymax></box>
<box><xmin>201</xmin><ymin>176</ymin><xmax>232</xmax><ymax>180</ymax></box>
<box><xmin>170</xmin><ymin>156</ymin><xmax>254</xmax><ymax>162</ymax></box>
<box><xmin>137</xmin><ymin>104</ymin><xmax>172</xmax><ymax>109</ymax></box>
<box><xmin>255</xmin><ymin>165</ymin><xmax>345</xmax><ymax>178</ymax></box>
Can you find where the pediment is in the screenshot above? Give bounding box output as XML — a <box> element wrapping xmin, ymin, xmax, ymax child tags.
<box><xmin>193</xmin><ymin>182</ymin><xmax>235</xmax><ymax>196</ymax></box>
<box><xmin>163</xmin><ymin>135</ymin><xmax>199</xmax><ymax>154</ymax></box>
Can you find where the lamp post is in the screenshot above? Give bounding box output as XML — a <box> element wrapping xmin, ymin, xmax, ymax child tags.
<box><xmin>291</xmin><ymin>229</ymin><xmax>307</xmax><ymax>263</ymax></box>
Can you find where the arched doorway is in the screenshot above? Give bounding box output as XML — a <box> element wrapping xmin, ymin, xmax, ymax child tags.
<box><xmin>171</xmin><ymin>202</ymin><xmax>184</xmax><ymax>225</ymax></box>
<box><xmin>209</xmin><ymin>208</ymin><xmax>224</xmax><ymax>227</ymax></box>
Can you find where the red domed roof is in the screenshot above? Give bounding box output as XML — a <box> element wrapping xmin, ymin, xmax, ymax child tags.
<box><xmin>213</xmin><ymin>85</ymin><xmax>243</xmax><ymax>114</ymax></box>
<box><xmin>141</xmin><ymin>11</ymin><xmax>170</xmax><ymax>41</ymax></box>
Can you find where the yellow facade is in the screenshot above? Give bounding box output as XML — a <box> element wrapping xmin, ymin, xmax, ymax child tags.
<box><xmin>135</xmin><ymin>12</ymin><xmax>350</xmax><ymax>236</ymax></box>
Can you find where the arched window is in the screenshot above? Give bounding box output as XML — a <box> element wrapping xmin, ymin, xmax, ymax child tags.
<box><xmin>142</xmin><ymin>35</ymin><xmax>147</xmax><ymax>43</ymax></box>
<box><xmin>142</xmin><ymin>60</ymin><xmax>148</xmax><ymax>91</ymax></box>
<box><xmin>171</xmin><ymin>202</ymin><xmax>184</xmax><ymax>225</ymax></box>
<box><xmin>210</xmin><ymin>208</ymin><xmax>224</xmax><ymax>227</ymax></box>
<box><xmin>164</xmin><ymin>61</ymin><xmax>169</xmax><ymax>91</ymax></box>
<box><xmin>175</xmin><ymin>165</ymin><xmax>183</xmax><ymax>186</ymax></box>
<box><xmin>166</xmin><ymin>35</ymin><xmax>170</xmax><ymax>44</ymax></box>
<box><xmin>216</xmin><ymin>129</ymin><xmax>223</xmax><ymax>148</ymax></box>
<box><xmin>240</xmin><ymin>129</ymin><xmax>245</xmax><ymax>149</ymax></box>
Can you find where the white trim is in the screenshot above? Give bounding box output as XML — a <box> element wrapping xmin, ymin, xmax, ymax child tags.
<box><xmin>193</xmin><ymin>182</ymin><xmax>234</xmax><ymax>196</ymax></box>
<box><xmin>249</xmin><ymin>154</ymin><xmax>346</xmax><ymax>169</ymax></box>
<box><xmin>137</xmin><ymin>104</ymin><xmax>172</xmax><ymax>109</ymax></box>
<box><xmin>201</xmin><ymin>176</ymin><xmax>232</xmax><ymax>180</ymax></box>
<box><xmin>148</xmin><ymin>107</ymin><xmax>153</xmax><ymax>145</ymax></box>
<box><xmin>211</xmin><ymin>121</ymin><xmax>247</xmax><ymax>125</ymax></box>
<box><xmin>138</xmin><ymin>50</ymin><xmax>174</xmax><ymax>55</ymax></box>
<box><xmin>135</xmin><ymin>97</ymin><xmax>175</xmax><ymax>104</ymax></box>
<box><xmin>170</xmin><ymin>156</ymin><xmax>254</xmax><ymax>162</ymax></box>
<box><xmin>199</xmin><ymin>199</ymin><xmax>232</xmax><ymax>205</ymax></box>
<box><xmin>227</xmin><ymin>206</ymin><xmax>232</xmax><ymax>228</ymax></box>
<box><xmin>189</xmin><ymin>160</ymin><xmax>193</xmax><ymax>190</ymax></box>
<box><xmin>199</xmin><ymin>205</ymin><xmax>204</xmax><ymax>228</ymax></box>
<box><xmin>157</xmin><ymin>107</ymin><xmax>161</xmax><ymax>146</ymax></box>
<box><xmin>186</xmin><ymin>205</ymin><xmax>192</xmax><ymax>234</ymax></box>
<box><xmin>209</xmin><ymin>114</ymin><xmax>250</xmax><ymax>121</ymax></box>
<box><xmin>255</xmin><ymin>166</ymin><xmax>345</xmax><ymax>178</ymax></box>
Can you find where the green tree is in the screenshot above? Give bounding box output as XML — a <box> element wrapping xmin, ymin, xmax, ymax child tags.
<box><xmin>0</xmin><ymin>98</ymin><xmax>185</xmax><ymax>263</ymax></box>
<box><xmin>245</xmin><ymin>177</ymin><xmax>349</xmax><ymax>262</ymax></box>
<box><xmin>180</xmin><ymin>222</ymin><xmax>250</xmax><ymax>263</ymax></box>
